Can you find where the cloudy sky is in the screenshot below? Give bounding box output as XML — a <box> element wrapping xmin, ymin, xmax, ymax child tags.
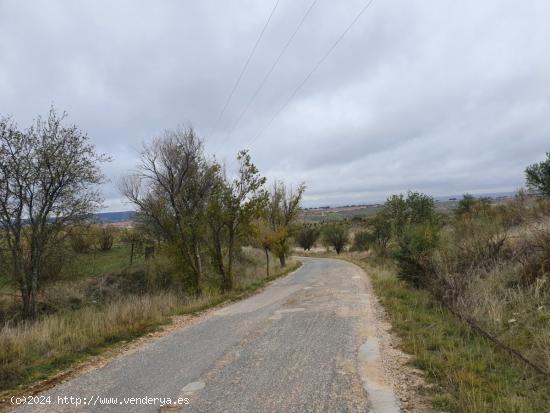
<box><xmin>1</xmin><ymin>0</ymin><xmax>549</xmax><ymax>210</ymax></box>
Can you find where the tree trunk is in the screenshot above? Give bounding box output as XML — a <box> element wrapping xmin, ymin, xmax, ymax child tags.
<box><xmin>212</xmin><ymin>230</ymin><xmax>227</xmax><ymax>291</ymax></box>
<box><xmin>13</xmin><ymin>248</ymin><xmax>30</xmax><ymax>318</ymax></box>
<box><xmin>279</xmin><ymin>254</ymin><xmax>286</xmax><ymax>267</ymax></box>
<box><xmin>29</xmin><ymin>267</ymin><xmax>39</xmax><ymax>320</ymax></box>
<box><xmin>216</xmin><ymin>250</ymin><xmax>226</xmax><ymax>290</ymax></box>
<box><xmin>193</xmin><ymin>241</ymin><xmax>203</xmax><ymax>295</ymax></box>
<box><xmin>225</xmin><ymin>228</ymin><xmax>235</xmax><ymax>291</ymax></box>
<box><xmin>264</xmin><ymin>248</ymin><xmax>270</xmax><ymax>277</ymax></box>
<box><xmin>182</xmin><ymin>243</ymin><xmax>202</xmax><ymax>296</ymax></box>
<box><xmin>26</xmin><ymin>238</ymin><xmax>41</xmax><ymax>320</ymax></box>
<box><xmin>19</xmin><ymin>280</ymin><xmax>31</xmax><ymax>319</ymax></box>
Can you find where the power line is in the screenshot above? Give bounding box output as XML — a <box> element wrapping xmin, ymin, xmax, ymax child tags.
<box><xmin>226</xmin><ymin>0</ymin><xmax>319</xmax><ymax>138</ymax></box>
<box><xmin>246</xmin><ymin>0</ymin><xmax>376</xmax><ymax>148</ymax></box>
<box><xmin>215</xmin><ymin>0</ymin><xmax>280</xmax><ymax>129</ymax></box>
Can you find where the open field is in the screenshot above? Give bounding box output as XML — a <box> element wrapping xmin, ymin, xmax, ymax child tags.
<box><xmin>299</xmin><ymin>195</ymin><xmax>513</xmax><ymax>223</ymax></box>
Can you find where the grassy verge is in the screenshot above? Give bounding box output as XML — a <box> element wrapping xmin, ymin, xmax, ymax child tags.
<box><xmin>333</xmin><ymin>254</ymin><xmax>550</xmax><ymax>413</ymax></box>
<box><xmin>0</xmin><ymin>260</ymin><xmax>301</xmax><ymax>401</ymax></box>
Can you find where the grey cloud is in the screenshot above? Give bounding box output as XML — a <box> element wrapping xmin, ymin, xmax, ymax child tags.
<box><xmin>1</xmin><ymin>0</ymin><xmax>549</xmax><ymax>211</ymax></box>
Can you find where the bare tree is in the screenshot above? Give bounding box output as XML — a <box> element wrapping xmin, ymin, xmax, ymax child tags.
<box><xmin>0</xmin><ymin>108</ymin><xmax>107</xmax><ymax>319</ymax></box>
<box><xmin>120</xmin><ymin>127</ymin><xmax>216</xmax><ymax>294</ymax></box>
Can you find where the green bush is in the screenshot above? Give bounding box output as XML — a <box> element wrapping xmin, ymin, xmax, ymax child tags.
<box><xmin>96</xmin><ymin>226</ymin><xmax>116</xmax><ymax>251</ymax></box>
<box><xmin>69</xmin><ymin>226</ymin><xmax>94</xmax><ymax>253</ymax></box>
<box><xmin>394</xmin><ymin>224</ymin><xmax>438</xmax><ymax>287</ymax></box>
<box><xmin>352</xmin><ymin>230</ymin><xmax>371</xmax><ymax>251</ymax></box>
<box><xmin>145</xmin><ymin>254</ymin><xmax>186</xmax><ymax>291</ymax></box>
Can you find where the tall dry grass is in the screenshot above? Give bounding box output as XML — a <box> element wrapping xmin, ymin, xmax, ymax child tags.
<box><xmin>356</xmin><ymin>259</ymin><xmax>550</xmax><ymax>413</ymax></box>
<box><xmin>431</xmin><ymin>199</ymin><xmax>550</xmax><ymax>374</ymax></box>
<box><xmin>0</xmin><ymin>293</ymin><xmax>184</xmax><ymax>389</ymax></box>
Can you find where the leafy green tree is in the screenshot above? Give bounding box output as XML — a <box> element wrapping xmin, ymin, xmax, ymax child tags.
<box><xmin>383</xmin><ymin>194</ymin><xmax>408</xmax><ymax>237</ymax></box>
<box><xmin>322</xmin><ymin>223</ymin><xmax>349</xmax><ymax>254</ymax></box>
<box><xmin>382</xmin><ymin>191</ymin><xmax>437</xmax><ymax>239</ymax></box>
<box><xmin>207</xmin><ymin>150</ymin><xmax>267</xmax><ymax>291</ymax></box>
<box><xmin>525</xmin><ymin>152</ymin><xmax>550</xmax><ymax>197</ymax></box>
<box><xmin>406</xmin><ymin>191</ymin><xmax>437</xmax><ymax>225</ymax></box>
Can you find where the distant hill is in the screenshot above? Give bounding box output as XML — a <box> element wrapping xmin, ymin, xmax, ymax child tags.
<box><xmin>93</xmin><ymin>211</ymin><xmax>135</xmax><ymax>223</ymax></box>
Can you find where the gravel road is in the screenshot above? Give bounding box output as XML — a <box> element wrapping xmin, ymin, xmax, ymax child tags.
<box><xmin>14</xmin><ymin>257</ymin><xmax>401</xmax><ymax>413</ymax></box>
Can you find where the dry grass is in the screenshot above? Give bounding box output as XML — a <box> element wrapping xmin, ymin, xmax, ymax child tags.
<box><xmin>339</xmin><ymin>255</ymin><xmax>550</xmax><ymax>412</ymax></box>
<box><xmin>0</xmin><ymin>293</ymin><xmax>184</xmax><ymax>390</ymax></box>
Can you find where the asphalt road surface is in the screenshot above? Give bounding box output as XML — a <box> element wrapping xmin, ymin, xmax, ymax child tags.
<box><xmin>15</xmin><ymin>257</ymin><xmax>400</xmax><ymax>413</ymax></box>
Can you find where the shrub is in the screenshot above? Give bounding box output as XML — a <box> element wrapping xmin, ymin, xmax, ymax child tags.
<box><xmin>96</xmin><ymin>226</ymin><xmax>116</xmax><ymax>251</ymax></box>
<box><xmin>516</xmin><ymin>219</ymin><xmax>550</xmax><ymax>286</ymax></box>
<box><xmin>455</xmin><ymin>193</ymin><xmax>477</xmax><ymax>216</ymax></box>
<box><xmin>367</xmin><ymin>213</ymin><xmax>392</xmax><ymax>254</ymax></box>
<box><xmin>494</xmin><ymin>192</ymin><xmax>527</xmax><ymax>228</ymax></box>
<box><xmin>394</xmin><ymin>224</ymin><xmax>438</xmax><ymax>287</ymax></box>
<box><xmin>352</xmin><ymin>230</ymin><xmax>370</xmax><ymax>251</ymax></box>
<box><xmin>532</xmin><ymin>197</ymin><xmax>550</xmax><ymax>218</ymax></box>
<box><xmin>68</xmin><ymin>226</ymin><xmax>94</xmax><ymax>253</ymax></box>
<box><xmin>449</xmin><ymin>211</ymin><xmax>509</xmax><ymax>271</ymax></box>
<box><xmin>352</xmin><ymin>219</ymin><xmax>391</xmax><ymax>254</ymax></box>
<box><xmin>39</xmin><ymin>245</ymin><xmax>69</xmax><ymax>282</ymax></box>
<box><xmin>145</xmin><ymin>254</ymin><xmax>186</xmax><ymax>291</ymax></box>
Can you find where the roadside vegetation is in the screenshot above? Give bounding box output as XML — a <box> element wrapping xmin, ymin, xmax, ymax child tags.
<box><xmin>0</xmin><ymin>243</ymin><xmax>300</xmax><ymax>395</ymax></box>
<box><xmin>0</xmin><ymin>110</ymin><xmax>304</xmax><ymax>395</ymax></box>
<box><xmin>355</xmin><ymin>259</ymin><xmax>549</xmax><ymax>412</ymax></box>
<box><xmin>299</xmin><ymin>152</ymin><xmax>550</xmax><ymax>412</ymax></box>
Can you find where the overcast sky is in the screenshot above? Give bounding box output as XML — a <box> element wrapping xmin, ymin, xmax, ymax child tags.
<box><xmin>1</xmin><ymin>0</ymin><xmax>549</xmax><ymax>210</ymax></box>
